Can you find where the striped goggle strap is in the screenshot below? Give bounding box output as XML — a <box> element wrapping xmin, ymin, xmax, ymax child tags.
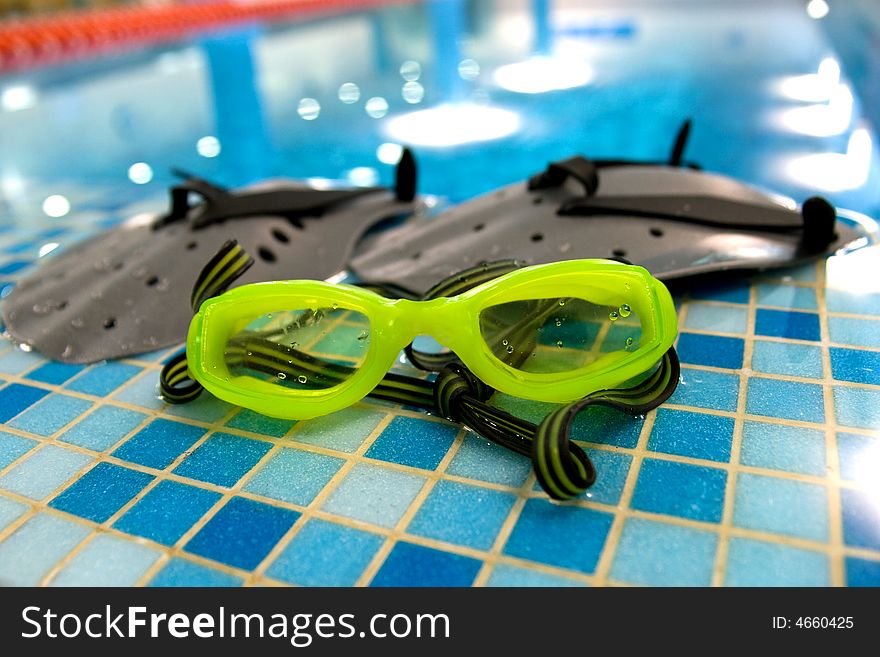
<box><xmin>159</xmin><ymin>240</ymin><xmax>255</xmax><ymax>403</ymax></box>
<box><xmin>432</xmin><ymin>347</ymin><xmax>679</xmax><ymax>500</ymax></box>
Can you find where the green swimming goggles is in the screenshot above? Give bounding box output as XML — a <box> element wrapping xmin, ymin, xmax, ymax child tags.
<box><xmin>172</xmin><ymin>249</ymin><xmax>676</xmax><ymax>419</ymax></box>
<box><xmin>162</xmin><ymin>241</ymin><xmax>680</xmax><ymax>500</ymax></box>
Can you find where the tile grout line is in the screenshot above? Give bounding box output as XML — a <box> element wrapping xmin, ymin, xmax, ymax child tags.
<box><xmin>37</xmin><ymin>409</ymin><xmax>237</xmax><ymax>586</ymax></box>
<box><xmin>471</xmin><ymin>472</ymin><xmax>538</xmax><ymax>587</ymax></box>
<box><xmin>243</xmin><ymin>413</ymin><xmax>397</xmax><ymax>586</ymax></box>
<box><xmin>353</xmin><ymin>426</ymin><xmax>469</xmax><ymax>587</ymax></box>
<box><xmin>816</xmin><ymin>259</ymin><xmax>846</xmax><ymax>587</ymax></box>
<box><xmin>710</xmin><ymin>276</ymin><xmax>757</xmax><ymax>586</ymax></box>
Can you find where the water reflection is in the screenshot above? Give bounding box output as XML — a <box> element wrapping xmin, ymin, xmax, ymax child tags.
<box><xmin>493</xmin><ymin>56</ymin><xmax>592</xmax><ymax>95</ymax></box>
<box><xmin>783</xmin><ymin>127</ymin><xmax>873</xmax><ymax>192</ymax></box>
<box><xmin>384</xmin><ymin>103</ymin><xmax>519</xmax><ymax>148</ymax></box>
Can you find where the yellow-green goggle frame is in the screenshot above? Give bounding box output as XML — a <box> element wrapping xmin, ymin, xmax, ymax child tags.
<box><xmin>186</xmin><ymin>258</ymin><xmax>677</xmax><ymax>420</ymax></box>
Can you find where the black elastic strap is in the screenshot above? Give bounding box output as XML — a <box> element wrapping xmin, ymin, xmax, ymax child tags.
<box><xmin>154</xmin><ymin>149</ymin><xmax>417</xmax><ymax>230</ymax></box>
<box><xmin>528</xmin><ymin>156</ymin><xmax>600</xmax><ymax>197</ymax></box>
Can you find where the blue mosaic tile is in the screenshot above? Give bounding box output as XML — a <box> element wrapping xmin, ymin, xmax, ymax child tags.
<box><xmin>0</xmin><ymin>348</ymin><xmax>44</xmax><ymax>375</ymax></box>
<box><xmin>8</xmin><ymin>393</ymin><xmax>92</xmax><ymax>437</ymax></box>
<box><xmin>829</xmin><ymin>347</ymin><xmax>880</xmax><ymax>385</ymax></box>
<box><xmin>755</xmin><ymin>309</ymin><xmax>820</xmax><ymax>341</ymax></box>
<box><xmin>226</xmin><ymin>409</ymin><xmax>296</xmax><ymax>438</ymax></box>
<box><xmin>0</xmin><ymin>445</ymin><xmax>92</xmax><ymax>500</ymax></box>
<box><xmin>112</xmin><ymin>419</ymin><xmax>207</xmax><ymax>470</ymax></box>
<box><xmin>0</xmin><ymin>513</ymin><xmax>91</xmax><ymax>585</ymax></box>
<box><xmin>244</xmin><ymin>447</ymin><xmax>344</xmax><ymax>506</ymax></box>
<box><xmin>739</xmin><ymin>420</ymin><xmax>826</xmax><ymax>476</ymax></box>
<box><xmin>163</xmin><ymin>394</ymin><xmax>233</xmax><ymax>423</ymax></box>
<box><xmin>0</xmin><ymin>495</ymin><xmax>28</xmax><ymax>532</ymax></box>
<box><xmin>446</xmin><ymin>434</ymin><xmax>532</xmax><ymax>487</ymax></box>
<box><xmin>631</xmin><ymin>459</ymin><xmax>726</xmax><ymax>522</ymax></box>
<box><xmin>755</xmin><ymin>283</ymin><xmax>817</xmax><ymax>310</ymax></box>
<box><xmin>582</xmin><ymin>449</ymin><xmax>631</xmax><ymax>505</ymax></box>
<box><xmin>408</xmin><ymin>480</ymin><xmax>516</xmax><ymax>550</ymax></box>
<box><xmin>0</xmin><ymin>383</ymin><xmax>49</xmax><ymax>423</ymax></box>
<box><xmin>173</xmin><ymin>432</ymin><xmax>271</xmax><ymax>487</ymax></box>
<box><xmin>26</xmin><ymin>362</ymin><xmax>86</xmax><ymax>385</ymax></box>
<box><xmin>837</xmin><ymin>432</ymin><xmax>878</xmax><ymax>482</ymax></box>
<box><xmin>845</xmin><ymin>557</ymin><xmax>880</xmax><ymax>587</ymax></box>
<box><xmin>746</xmin><ymin>377</ymin><xmax>824</xmax><ymax>423</ymax></box>
<box><xmin>267</xmin><ymin>519</ymin><xmax>383</xmax><ymax>586</ymax></box>
<box><xmin>0</xmin><ymin>260</ymin><xmax>28</xmax><ymax>275</ymax></box>
<box><xmin>676</xmin><ymin>333</ymin><xmax>744</xmax><ymax>369</ymax></box>
<box><xmin>59</xmin><ymin>405</ymin><xmax>147</xmax><ymax>451</ymax></box>
<box><xmin>648</xmin><ymin>409</ymin><xmax>734</xmax><ymax>462</ymax></box>
<box><xmin>486</xmin><ymin>564</ymin><xmax>586</xmax><ymax>587</ymax></box>
<box><xmin>0</xmin><ymin>430</ymin><xmax>37</xmax><ymax>468</ymax></box>
<box><xmin>50</xmin><ymin>534</ymin><xmax>161</xmax><ymax>586</ymax></box>
<box><xmin>828</xmin><ymin>316</ymin><xmax>880</xmax><ymax>348</ymax></box>
<box><xmin>185</xmin><ymin>497</ymin><xmax>300</xmax><ymax>570</ymax></box>
<box><xmin>111</xmin><ymin>372</ymin><xmax>164</xmax><ymax>409</ymax></box>
<box><xmin>371</xmin><ymin>541</ymin><xmax>481</xmax><ymax>587</ymax></box>
<box><xmin>115</xmin><ymin>480</ymin><xmax>221</xmax><ymax>546</ymax></box>
<box><xmin>725</xmin><ymin>537</ymin><xmax>829</xmax><ymax>586</ymax></box>
<box><xmin>65</xmin><ymin>362</ymin><xmax>142</xmax><ymax>396</ymax></box>
<box><xmin>149</xmin><ymin>558</ymin><xmax>243</xmax><ymax>587</ymax></box>
<box><xmin>49</xmin><ymin>462</ymin><xmax>154</xmax><ymax>523</ymax></box>
<box><xmin>292</xmin><ymin>407</ymin><xmax>386</xmax><ymax>453</ymax></box>
<box><xmin>571</xmin><ymin>404</ymin><xmax>646</xmax><ymax>448</ymax></box>
<box><xmin>683</xmin><ymin>303</ymin><xmax>748</xmax><ymax>334</ymax></box>
<box><xmin>365</xmin><ymin>416</ymin><xmax>458</xmax><ymax>470</ymax></box>
<box><xmin>751</xmin><ymin>340</ymin><xmax>823</xmax><ymax>379</ymax></box>
<box><xmin>840</xmin><ymin>488</ymin><xmax>880</xmax><ymax>551</ymax></box>
<box><xmin>833</xmin><ymin>386</ymin><xmax>880</xmax><ymax>430</ymax></box>
<box><xmin>610</xmin><ymin>517</ymin><xmax>718</xmax><ymax>586</ymax></box>
<box><xmin>826</xmin><ymin>289</ymin><xmax>880</xmax><ymax>316</ymax></box>
<box><xmin>689</xmin><ymin>281</ymin><xmax>750</xmax><ymax>304</ymax></box>
<box><xmin>503</xmin><ymin>499</ymin><xmax>613</xmax><ymax>574</ymax></box>
<box><xmin>321</xmin><ymin>462</ymin><xmax>425</xmax><ymax>528</ymax></box>
<box><xmin>667</xmin><ymin>368</ymin><xmax>739</xmax><ymax>412</ymax></box>
<box><xmin>733</xmin><ymin>473</ymin><xmax>828</xmax><ymax>541</ymax></box>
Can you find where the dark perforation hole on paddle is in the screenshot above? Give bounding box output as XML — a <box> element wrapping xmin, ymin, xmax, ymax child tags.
<box><xmin>613</xmin><ymin>248</ymin><xmax>627</xmax><ymax>258</ymax></box>
<box><xmin>650</xmin><ymin>227</ymin><xmax>664</xmax><ymax>237</ymax></box>
<box><xmin>272</xmin><ymin>228</ymin><xmax>290</xmax><ymax>244</ymax></box>
<box><xmin>258</xmin><ymin>246</ymin><xmax>277</xmax><ymax>263</ymax></box>
<box><xmin>186</xmin><ymin>241</ymin><xmax>198</xmax><ymax>250</ymax></box>
<box><xmin>473</xmin><ymin>223</ymin><xmax>485</xmax><ymax>232</ymax></box>
<box><xmin>531</xmin><ymin>233</ymin><xmax>544</xmax><ymax>242</ymax></box>
<box><xmin>146</xmin><ymin>275</ymin><xmax>159</xmax><ymax>287</ymax></box>
<box><xmin>103</xmin><ymin>318</ymin><xmax>116</xmax><ymax>329</ymax></box>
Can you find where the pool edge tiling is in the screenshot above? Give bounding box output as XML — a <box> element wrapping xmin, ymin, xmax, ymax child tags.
<box><xmin>0</xmin><ymin>255</ymin><xmax>879</xmax><ymax>587</ymax></box>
